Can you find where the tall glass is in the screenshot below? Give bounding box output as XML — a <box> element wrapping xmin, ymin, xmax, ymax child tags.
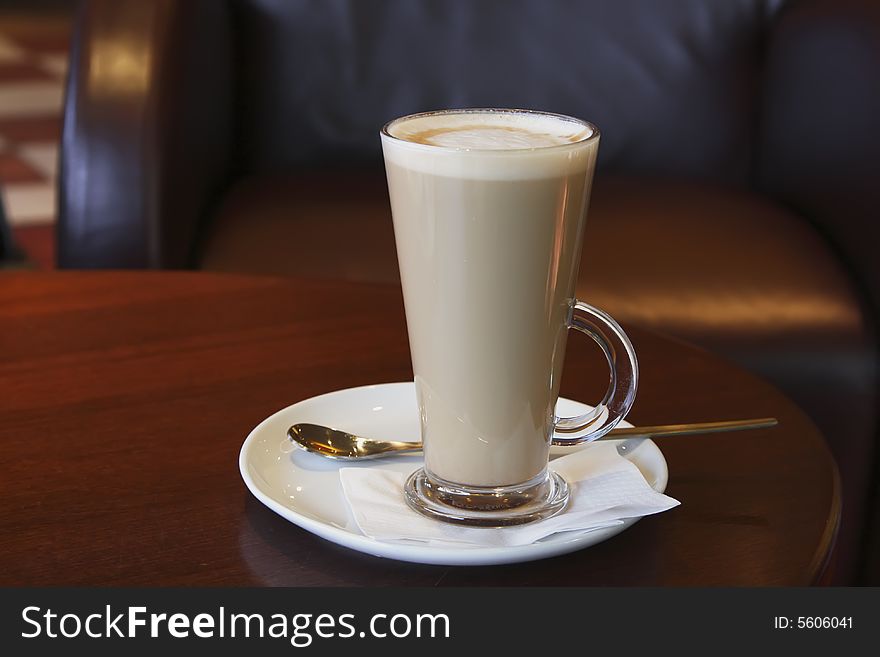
<box><xmin>381</xmin><ymin>109</ymin><xmax>638</xmax><ymax>526</ymax></box>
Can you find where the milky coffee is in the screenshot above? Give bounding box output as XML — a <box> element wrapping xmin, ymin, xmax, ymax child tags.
<box><xmin>381</xmin><ymin>110</ymin><xmax>599</xmax><ymax>488</ymax></box>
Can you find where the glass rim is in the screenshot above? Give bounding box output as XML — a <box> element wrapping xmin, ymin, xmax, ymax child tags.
<box><xmin>380</xmin><ymin>108</ymin><xmax>600</xmax><ymax>155</ymax></box>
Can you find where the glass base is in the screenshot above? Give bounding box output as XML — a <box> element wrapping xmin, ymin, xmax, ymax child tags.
<box><xmin>403</xmin><ymin>468</ymin><xmax>570</xmax><ymax>527</ymax></box>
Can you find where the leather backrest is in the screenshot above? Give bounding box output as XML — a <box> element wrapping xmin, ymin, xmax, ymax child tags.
<box><xmin>232</xmin><ymin>0</ymin><xmax>784</xmax><ymax>183</ymax></box>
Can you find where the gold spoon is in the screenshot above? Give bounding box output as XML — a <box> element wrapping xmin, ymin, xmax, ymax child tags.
<box><xmin>287</xmin><ymin>417</ymin><xmax>778</xmax><ymax>460</ymax></box>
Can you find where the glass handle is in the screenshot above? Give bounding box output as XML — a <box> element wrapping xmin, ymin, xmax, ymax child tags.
<box><xmin>552</xmin><ymin>300</ymin><xmax>639</xmax><ymax>445</ymax></box>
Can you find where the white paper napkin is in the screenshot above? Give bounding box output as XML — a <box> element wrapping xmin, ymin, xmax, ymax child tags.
<box><xmin>339</xmin><ymin>443</ymin><xmax>680</xmax><ymax>548</ymax></box>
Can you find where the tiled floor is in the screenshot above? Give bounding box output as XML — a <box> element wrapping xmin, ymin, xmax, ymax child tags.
<box><xmin>0</xmin><ymin>11</ymin><xmax>70</xmax><ymax>269</ymax></box>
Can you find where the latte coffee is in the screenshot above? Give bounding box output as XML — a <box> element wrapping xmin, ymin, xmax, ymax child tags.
<box><xmin>381</xmin><ymin>109</ymin><xmax>636</xmax><ymax>525</ymax></box>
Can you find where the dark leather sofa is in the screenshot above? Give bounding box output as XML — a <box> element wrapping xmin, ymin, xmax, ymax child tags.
<box><xmin>58</xmin><ymin>0</ymin><xmax>879</xmax><ymax>583</ymax></box>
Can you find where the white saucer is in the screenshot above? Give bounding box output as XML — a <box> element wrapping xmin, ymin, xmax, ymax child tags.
<box><xmin>239</xmin><ymin>382</ymin><xmax>668</xmax><ymax>566</ymax></box>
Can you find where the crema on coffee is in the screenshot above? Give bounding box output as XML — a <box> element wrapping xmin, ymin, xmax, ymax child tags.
<box><xmin>390</xmin><ymin>111</ymin><xmax>591</xmax><ymax>150</ymax></box>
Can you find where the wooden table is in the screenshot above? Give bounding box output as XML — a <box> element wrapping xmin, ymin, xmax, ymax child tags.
<box><xmin>0</xmin><ymin>272</ymin><xmax>839</xmax><ymax>585</ymax></box>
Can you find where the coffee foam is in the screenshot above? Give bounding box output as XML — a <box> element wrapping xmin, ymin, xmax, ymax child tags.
<box><xmin>388</xmin><ymin>111</ymin><xmax>591</xmax><ymax>150</ymax></box>
<box><xmin>382</xmin><ymin>110</ymin><xmax>598</xmax><ymax>180</ymax></box>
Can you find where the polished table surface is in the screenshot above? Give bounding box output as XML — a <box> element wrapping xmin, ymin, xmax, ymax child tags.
<box><xmin>0</xmin><ymin>272</ymin><xmax>839</xmax><ymax>585</ymax></box>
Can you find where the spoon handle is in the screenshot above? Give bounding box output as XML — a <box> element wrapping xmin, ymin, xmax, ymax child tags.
<box><xmin>602</xmin><ymin>417</ymin><xmax>778</xmax><ymax>439</ymax></box>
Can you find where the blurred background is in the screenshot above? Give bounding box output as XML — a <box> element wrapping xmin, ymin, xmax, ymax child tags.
<box><xmin>0</xmin><ymin>0</ymin><xmax>67</xmax><ymax>269</ymax></box>
<box><xmin>0</xmin><ymin>0</ymin><xmax>877</xmax><ymax>584</ymax></box>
